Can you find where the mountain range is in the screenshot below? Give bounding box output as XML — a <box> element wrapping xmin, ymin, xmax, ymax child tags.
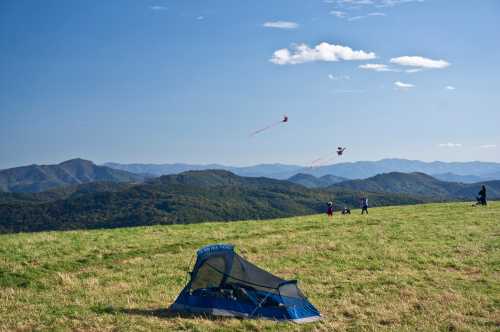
<box><xmin>2</xmin><ymin>158</ymin><xmax>499</xmax><ymax>196</ymax></box>
<box><xmin>2</xmin><ymin>163</ymin><xmax>499</xmax><ymax>233</ymax></box>
<box><xmin>0</xmin><ymin>159</ymin><xmax>145</xmax><ymax>193</ymax></box>
<box><xmin>0</xmin><ymin>170</ymin><xmax>427</xmax><ymax>233</ymax></box>
<box><xmin>104</xmin><ymin>159</ymin><xmax>500</xmax><ymax>182</ymax></box>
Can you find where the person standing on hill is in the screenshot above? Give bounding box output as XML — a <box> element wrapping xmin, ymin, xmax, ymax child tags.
<box><xmin>327</xmin><ymin>201</ymin><xmax>333</xmax><ymax>217</ymax></box>
<box><xmin>361</xmin><ymin>197</ymin><xmax>369</xmax><ymax>215</ymax></box>
<box><xmin>477</xmin><ymin>185</ymin><xmax>487</xmax><ymax>205</ymax></box>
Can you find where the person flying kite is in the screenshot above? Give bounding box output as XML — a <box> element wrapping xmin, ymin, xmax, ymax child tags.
<box><xmin>250</xmin><ymin>115</ymin><xmax>288</xmax><ymax>137</ymax></box>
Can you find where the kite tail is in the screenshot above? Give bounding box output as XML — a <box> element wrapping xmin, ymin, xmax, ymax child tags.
<box><xmin>308</xmin><ymin>153</ymin><xmax>338</xmax><ymax>168</ymax></box>
<box><xmin>250</xmin><ymin>120</ymin><xmax>282</xmax><ymax>137</ymax></box>
<box><xmin>308</xmin><ymin>157</ymin><xmax>325</xmax><ymax>168</ymax></box>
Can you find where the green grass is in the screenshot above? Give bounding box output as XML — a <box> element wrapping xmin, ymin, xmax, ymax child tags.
<box><xmin>1</xmin><ymin>202</ymin><xmax>499</xmax><ymax>331</ymax></box>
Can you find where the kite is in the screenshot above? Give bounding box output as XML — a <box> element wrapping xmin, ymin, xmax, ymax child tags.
<box><xmin>307</xmin><ymin>147</ymin><xmax>347</xmax><ymax>168</ymax></box>
<box><xmin>336</xmin><ymin>147</ymin><xmax>346</xmax><ymax>156</ymax></box>
<box><xmin>250</xmin><ymin>115</ymin><xmax>288</xmax><ymax>137</ymax></box>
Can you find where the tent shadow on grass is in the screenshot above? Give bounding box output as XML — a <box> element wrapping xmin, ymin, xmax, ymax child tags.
<box><xmin>94</xmin><ymin>306</ymin><xmax>236</xmax><ymax>321</ymax></box>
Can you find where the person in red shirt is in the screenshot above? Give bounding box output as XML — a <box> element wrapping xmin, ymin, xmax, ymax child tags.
<box><xmin>327</xmin><ymin>201</ymin><xmax>333</xmax><ymax>217</ymax></box>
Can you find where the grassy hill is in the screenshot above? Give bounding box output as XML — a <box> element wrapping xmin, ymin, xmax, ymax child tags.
<box><xmin>0</xmin><ymin>202</ymin><xmax>498</xmax><ymax>331</ymax></box>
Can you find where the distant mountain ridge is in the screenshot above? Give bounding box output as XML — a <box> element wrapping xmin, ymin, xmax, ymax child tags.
<box><xmin>0</xmin><ymin>159</ymin><xmax>145</xmax><ymax>193</ymax></box>
<box><xmin>329</xmin><ymin>172</ymin><xmax>500</xmax><ymax>199</ymax></box>
<box><xmin>104</xmin><ymin>159</ymin><xmax>500</xmax><ymax>181</ymax></box>
<box><xmin>304</xmin><ymin>159</ymin><xmax>500</xmax><ymax>180</ymax></box>
<box><xmin>104</xmin><ymin>162</ymin><xmax>301</xmax><ymax>179</ymax></box>
<box><xmin>3</xmin><ymin>158</ymin><xmax>500</xmax><ymax>193</ymax></box>
<box><xmin>288</xmin><ymin>173</ymin><xmax>347</xmax><ymax>188</ymax></box>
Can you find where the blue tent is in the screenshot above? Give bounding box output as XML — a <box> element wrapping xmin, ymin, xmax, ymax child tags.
<box><xmin>169</xmin><ymin>244</ymin><xmax>321</xmax><ymax>323</ymax></box>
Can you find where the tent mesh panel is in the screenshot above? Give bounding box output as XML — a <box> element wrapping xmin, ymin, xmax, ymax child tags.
<box><xmin>190</xmin><ymin>253</ymin><xmax>304</xmax><ymax>299</ymax></box>
<box><xmin>191</xmin><ymin>256</ymin><xmax>226</xmax><ymax>290</ymax></box>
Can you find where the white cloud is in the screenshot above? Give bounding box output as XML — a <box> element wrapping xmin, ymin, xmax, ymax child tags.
<box><xmin>367</xmin><ymin>12</ymin><xmax>386</xmax><ymax>16</ymax></box>
<box><xmin>149</xmin><ymin>5</ymin><xmax>167</xmax><ymax>10</ymax></box>
<box><xmin>328</xmin><ymin>74</ymin><xmax>351</xmax><ymax>80</ymax></box>
<box><xmin>479</xmin><ymin>144</ymin><xmax>497</xmax><ymax>149</ymax></box>
<box><xmin>270</xmin><ymin>42</ymin><xmax>376</xmax><ymax>65</ymax></box>
<box><xmin>359</xmin><ymin>63</ymin><xmax>395</xmax><ymax>72</ymax></box>
<box><xmin>390</xmin><ymin>56</ymin><xmax>450</xmax><ymax>69</ymax></box>
<box><xmin>405</xmin><ymin>68</ymin><xmax>422</xmax><ymax>73</ymax></box>
<box><xmin>196</xmin><ymin>16</ymin><xmax>204</xmax><ymax>20</ymax></box>
<box><xmin>438</xmin><ymin>142</ymin><xmax>462</xmax><ymax>148</ymax></box>
<box><xmin>394</xmin><ymin>81</ymin><xmax>414</xmax><ymax>89</ymax></box>
<box><xmin>263</xmin><ymin>21</ymin><xmax>299</xmax><ymax>29</ymax></box>
<box><xmin>330</xmin><ymin>11</ymin><xmax>347</xmax><ymax>18</ymax></box>
<box><xmin>445</xmin><ymin>85</ymin><xmax>456</xmax><ymax>90</ymax></box>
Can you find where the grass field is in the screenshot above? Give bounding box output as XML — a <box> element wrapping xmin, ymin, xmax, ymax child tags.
<box><xmin>1</xmin><ymin>202</ymin><xmax>499</xmax><ymax>331</ymax></box>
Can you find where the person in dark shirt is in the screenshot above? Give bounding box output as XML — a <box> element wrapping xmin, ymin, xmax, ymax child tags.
<box><xmin>477</xmin><ymin>185</ymin><xmax>487</xmax><ymax>205</ymax></box>
<box><xmin>361</xmin><ymin>197</ymin><xmax>368</xmax><ymax>215</ymax></box>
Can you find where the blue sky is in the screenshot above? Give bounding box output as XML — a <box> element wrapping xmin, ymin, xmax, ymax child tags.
<box><xmin>1</xmin><ymin>0</ymin><xmax>499</xmax><ymax>169</ymax></box>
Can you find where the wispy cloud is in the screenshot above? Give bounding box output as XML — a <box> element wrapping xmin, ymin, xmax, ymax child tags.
<box><xmin>479</xmin><ymin>144</ymin><xmax>496</xmax><ymax>149</ymax></box>
<box><xmin>359</xmin><ymin>63</ymin><xmax>395</xmax><ymax>72</ymax></box>
<box><xmin>328</xmin><ymin>74</ymin><xmax>351</xmax><ymax>80</ymax></box>
<box><xmin>390</xmin><ymin>56</ymin><xmax>450</xmax><ymax>69</ymax></box>
<box><xmin>196</xmin><ymin>16</ymin><xmax>204</xmax><ymax>20</ymax></box>
<box><xmin>332</xmin><ymin>0</ymin><xmax>423</xmax><ymax>7</ymax></box>
<box><xmin>270</xmin><ymin>42</ymin><xmax>376</xmax><ymax>65</ymax></box>
<box><xmin>377</xmin><ymin>0</ymin><xmax>424</xmax><ymax>7</ymax></box>
<box><xmin>438</xmin><ymin>142</ymin><xmax>462</xmax><ymax>148</ymax></box>
<box><xmin>394</xmin><ymin>81</ymin><xmax>415</xmax><ymax>89</ymax></box>
<box><xmin>347</xmin><ymin>16</ymin><xmax>364</xmax><ymax>21</ymax></box>
<box><xmin>149</xmin><ymin>5</ymin><xmax>167</xmax><ymax>11</ymax></box>
<box><xmin>348</xmin><ymin>12</ymin><xmax>386</xmax><ymax>21</ymax></box>
<box><xmin>330</xmin><ymin>9</ymin><xmax>386</xmax><ymax>21</ymax></box>
<box><xmin>445</xmin><ymin>85</ymin><xmax>456</xmax><ymax>90</ymax></box>
<box><xmin>332</xmin><ymin>89</ymin><xmax>365</xmax><ymax>93</ymax></box>
<box><xmin>405</xmin><ymin>68</ymin><xmax>422</xmax><ymax>73</ymax></box>
<box><xmin>263</xmin><ymin>21</ymin><xmax>299</xmax><ymax>29</ymax></box>
<box><xmin>330</xmin><ymin>10</ymin><xmax>347</xmax><ymax>18</ymax></box>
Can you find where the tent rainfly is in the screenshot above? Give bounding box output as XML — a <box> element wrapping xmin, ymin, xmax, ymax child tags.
<box><xmin>169</xmin><ymin>244</ymin><xmax>321</xmax><ymax>323</ymax></box>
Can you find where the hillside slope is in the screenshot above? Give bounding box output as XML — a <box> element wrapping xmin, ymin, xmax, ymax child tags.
<box><xmin>0</xmin><ymin>202</ymin><xmax>498</xmax><ymax>331</ymax></box>
<box><xmin>0</xmin><ymin>170</ymin><xmax>428</xmax><ymax>233</ymax></box>
<box><xmin>0</xmin><ymin>159</ymin><xmax>144</xmax><ymax>193</ymax></box>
